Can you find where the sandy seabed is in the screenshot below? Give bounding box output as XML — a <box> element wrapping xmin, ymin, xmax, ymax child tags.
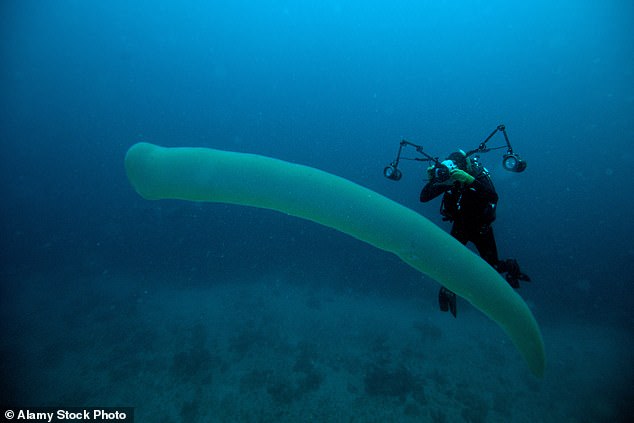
<box><xmin>2</xmin><ymin>272</ymin><xmax>632</xmax><ymax>422</ymax></box>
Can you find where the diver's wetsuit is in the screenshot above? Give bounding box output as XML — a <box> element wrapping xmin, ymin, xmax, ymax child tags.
<box><xmin>420</xmin><ymin>169</ymin><xmax>501</xmax><ymax>317</ymax></box>
<box><xmin>420</xmin><ymin>170</ymin><xmax>500</xmax><ymax>267</ymax></box>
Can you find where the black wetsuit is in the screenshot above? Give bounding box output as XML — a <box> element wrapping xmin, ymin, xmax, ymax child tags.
<box><xmin>420</xmin><ymin>170</ymin><xmax>500</xmax><ymax>267</ymax></box>
<box><xmin>421</xmin><ymin>166</ymin><xmax>529</xmax><ymax>309</ymax></box>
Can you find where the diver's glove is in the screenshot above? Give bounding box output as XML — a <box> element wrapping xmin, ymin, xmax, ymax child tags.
<box><xmin>496</xmin><ymin>258</ymin><xmax>531</xmax><ymax>288</ymax></box>
<box><xmin>426</xmin><ymin>165</ymin><xmax>435</xmax><ymax>180</ymax></box>
<box><xmin>450</xmin><ymin>169</ymin><xmax>475</xmax><ymax>185</ymax></box>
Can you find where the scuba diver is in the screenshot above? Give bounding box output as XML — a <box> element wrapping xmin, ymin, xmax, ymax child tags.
<box><xmin>383</xmin><ymin>125</ymin><xmax>530</xmax><ymax>317</ymax></box>
<box><xmin>420</xmin><ymin>150</ymin><xmax>530</xmax><ymax>317</ymax></box>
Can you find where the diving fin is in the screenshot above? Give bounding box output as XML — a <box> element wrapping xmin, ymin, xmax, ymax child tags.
<box><xmin>439</xmin><ymin>287</ymin><xmax>457</xmax><ymax>318</ymax></box>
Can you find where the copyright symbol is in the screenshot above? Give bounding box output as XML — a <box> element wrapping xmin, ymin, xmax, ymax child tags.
<box><xmin>5</xmin><ymin>410</ymin><xmax>15</xmax><ymax>419</ymax></box>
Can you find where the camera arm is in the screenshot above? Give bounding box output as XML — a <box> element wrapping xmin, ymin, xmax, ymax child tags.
<box><xmin>383</xmin><ymin>140</ymin><xmax>439</xmax><ymax>181</ymax></box>
<box><xmin>467</xmin><ymin>124</ymin><xmax>526</xmax><ymax>172</ymax></box>
<box><xmin>384</xmin><ymin>124</ymin><xmax>527</xmax><ymax>181</ymax></box>
<box><xmin>398</xmin><ymin>140</ymin><xmax>439</xmax><ymax>163</ymax></box>
<box><xmin>468</xmin><ymin>124</ymin><xmax>516</xmax><ymax>156</ymax></box>
<box><xmin>498</xmin><ymin>124</ymin><xmax>516</xmax><ymax>155</ymax></box>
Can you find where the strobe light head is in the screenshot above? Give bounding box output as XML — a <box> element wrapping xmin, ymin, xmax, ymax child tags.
<box><xmin>383</xmin><ymin>163</ymin><xmax>402</xmax><ymax>181</ymax></box>
<box><xmin>502</xmin><ymin>153</ymin><xmax>527</xmax><ymax>172</ymax></box>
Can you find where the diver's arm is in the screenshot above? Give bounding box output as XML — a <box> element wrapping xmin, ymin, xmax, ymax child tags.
<box><xmin>420</xmin><ymin>181</ymin><xmax>449</xmax><ymax>202</ymax></box>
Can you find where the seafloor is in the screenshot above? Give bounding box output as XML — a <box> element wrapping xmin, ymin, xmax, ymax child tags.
<box><xmin>2</xmin><ymin>272</ymin><xmax>631</xmax><ymax>422</ymax></box>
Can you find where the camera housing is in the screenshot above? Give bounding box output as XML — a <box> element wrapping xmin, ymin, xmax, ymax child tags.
<box><xmin>433</xmin><ymin>160</ymin><xmax>457</xmax><ymax>182</ymax></box>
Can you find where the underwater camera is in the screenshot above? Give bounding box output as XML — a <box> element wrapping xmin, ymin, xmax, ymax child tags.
<box><xmin>383</xmin><ymin>124</ymin><xmax>527</xmax><ymax>181</ymax></box>
<box><xmin>432</xmin><ymin>160</ymin><xmax>458</xmax><ymax>183</ymax></box>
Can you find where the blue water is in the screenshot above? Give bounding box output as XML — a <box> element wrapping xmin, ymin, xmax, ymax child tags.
<box><xmin>1</xmin><ymin>1</ymin><xmax>633</xmax><ymax>421</ymax></box>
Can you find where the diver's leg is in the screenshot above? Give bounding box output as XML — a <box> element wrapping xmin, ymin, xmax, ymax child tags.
<box><xmin>438</xmin><ymin>224</ymin><xmax>464</xmax><ymax>317</ymax></box>
<box><xmin>473</xmin><ymin>226</ymin><xmax>522</xmax><ymax>288</ymax></box>
<box><xmin>450</xmin><ymin>223</ymin><xmax>469</xmax><ymax>245</ymax></box>
<box><xmin>473</xmin><ymin>224</ymin><xmax>499</xmax><ymax>267</ymax></box>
